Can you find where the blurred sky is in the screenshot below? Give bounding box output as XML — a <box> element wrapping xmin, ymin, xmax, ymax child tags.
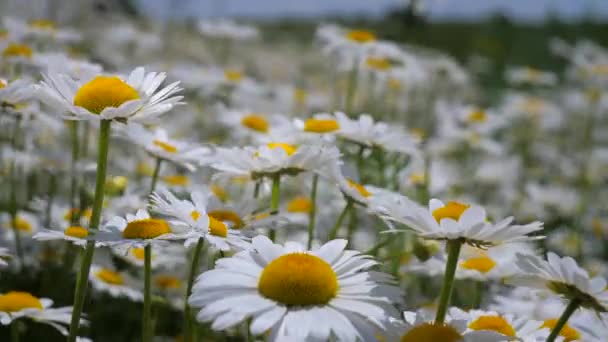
<box><xmin>136</xmin><ymin>0</ymin><xmax>608</xmax><ymax>22</ymax></box>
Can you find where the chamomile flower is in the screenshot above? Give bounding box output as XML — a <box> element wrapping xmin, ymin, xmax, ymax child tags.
<box><xmin>35</xmin><ymin>67</ymin><xmax>183</xmax><ymax>123</ymax></box>
<box><xmin>197</xmin><ymin>19</ymin><xmax>259</xmax><ymax>41</ymax></box>
<box><xmin>150</xmin><ymin>189</ymin><xmax>249</xmax><ymax>251</ymax></box>
<box><xmin>33</xmin><ymin>226</ymin><xmax>89</xmax><ymax>247</ymax></box>
<box><xmin>450</xmin><ymin>308</ymin><xmax>550</xmax><ymax>342</ymax></box>
<box><xmin>378</xmin><ymin>197</ymin><xmax>544</xmax><ymax>247</ymax></box>
<box><xmin>121</xmin><ymin>123</ymin><xmax>211</xmax><ymax>171</ymax></box>
<box><xmin>1</xmin><ymin>211</ymin><xmax>40</xmax><ymax>238</ymax></box>
<box><xmin>0</xmin><ymin>78</ymin><xmax>32</xmax><ymax>106</ymax></box>
<box><xmin>0</xmin><ymin>247</ymin><xmax>10</xmax><ymax>267</ymax></box>
<box><xmin>189</xmin><ymin>236</ymin><xmax>400</xmax><ymax>341</ymax></box>
<box><xmin>0</xmin><ymin>291</ymin><xmax>82</xmax><ymax>335</ymax></box>
<box><xmin>89</xmin><ymin>265</ymin><xmax>143</xmax><ymax>302</ymax></box>
<box><xmin>510</xmin><ymin>252</ymin><xmax>608</xmax><ymax>313</ymax></box>
<box><xmin>113</xmin><ymin>244</ymin><xmax>186</xmax><ymax>270</ymax></box>
<box><xmin>506</xmin><ymin>66</ymin><xmax>557</xmax><ymax>86</ymax></box>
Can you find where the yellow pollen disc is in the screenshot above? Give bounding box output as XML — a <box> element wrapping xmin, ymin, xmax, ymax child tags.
<box><xmin>366</xmin><ymin>57</ymin><xmax>391</xmax><ymax>71</ymax></box>
<box><xmin>253</xmin><ymin>212</ymin><xmax>270</xmax><ymax>221</ymax></box>
<box><xmin>0</xmin><ymin>79</ymin><xmax>6</xmax><ymax>89</ymax></box>
<box><xmin>106</xmin><ymin>176</ymin><xmax>128</xmax><ymax>193</ymax></box>
<box><xmin>30</xmin><ymin>19</ymin><xmax>56</xmax><ymax>30</ymax></box>
<box><xmin>408</xmin><ymin>173</ymin><xmax>426</xmax><ymax>185</ymax></box>
<box><xmin>0</xmin><ymin>292</ymin><xmax>43</xmax><ymax>312</ymax></box>
<box><xmin>592</xmin><ymin>218</ymin><xmax>604</xmax><ymax>238</ymax></box>
<box><xmin>241</xmin><ymin>114</ymin><xmax>269</xmax><ymax>133</ymax></box>
<box><xmin>0</xmin><ymin>31</ymin><xmax>7</xmax><ymax>40</ymax></box>
<box><xmin>224</xmin><ymin>70</ymin><xmax>243</xmax><ymax>82</ymax></box>
<box><xmin>9</xmin><ymin>216</ymin><xmax>32</xmax><ymax>232</ymax></box>
<box><xmin>64</xmin><ymin>226</ymin><xmax>89</xmax><ymax>238</ymax></box>
<box><xmin>267</xmin><ymin>142</ymin><xmax>297</xmax><ymax>156</ymax></box>
<box><xmin>467</xmin><ymin>110</ymin><xmax>487</xmax><ymax>123</ymax></box>
<box><xmin>122</xmin><ymin>218</ymin><xmax>171</xmax><ymax>239</ymax></box>
<box><xmin>304</xmin><ymin>118</ymin><xmax>339</xmax><ymax>133</ymax></box>
<box><xmin>131</xmin><ymin>248</ymin><xmax>146</xmax><ymax>260</ymax></box>
<box><xmin>211</xmin><ymin>184</ymin><xmax>229</xmax><ymax>202</ymax></box>
<box><xmin>208</xmin><ymin>216</ymin><xmax>228</xmax><ymax>237</ymax></box>
<box><xmin>526</xmin><ymin>67</ymin><xmax>542</xmax><ymax>81</ymax></box>
<box><xmin>137</xmin><ymin>162</ymin><xmax>154</xmax><ymax>177</ymax></box>
<box><xmin>209</xmin><ymin>210</ymin><xmax>243</xmax><ymax>229</ymax></box>
<box><xmin>2</xmin><ymin>43</ymin><xmax>32</xmax><ymax>58</ymax></box>
<box><xmin>294</xmin><ymin>88</ymin><xmax>307</xmax><ymax>104</ymax></box>
<box><xmin>155</xmin><ymin>275</ymin><xmax>181</xmax><ymax>289</ymax></box>
<box><xmin>432</xmin><ymin>201</ymin><xmax>470</xmax><ymax>223</ymax></box>
<box><xmin>96</xmin><ymin>268</ymin><xmax>124</xmax><ymax>285</ymax></box>
<box><xmin>258</xmin><ymin>253</ymin><xmax>338</xmax><ymax>306</ymax></box>
<box><xmin>541</xmin><ymin>319</ymin><xmax>580</xmax><ymax>341</ymax></box>
<box><xmin>153</xmin><ymin>140</ymin><xmax>178</xmax><ymax>153</ymax></box>
<box><xmin>460</xmin><ymin>257</ymin><xmax>496</xmax><ymax>273</ymax></box>
<box><xmin>73</xmin><ymin>76</ymin><xmax>139</xmax><ymax>114</ymax></box>
<box><xmin>287</xmin><ymin>196</ymin><xmax>312</xmax><ymax>213</ymax></box>
<box><xmin>347</xmin><ymin>179</ymin><xmax>371</xmax><ymax>198</ymax></box>
<box><xmin>346</xmin><ymin>30</ymin><xmax>376</xmax><ymax>43</ymax></box>
<box><xmin>190</xmin><ymin>210</ymin><xmax>201</xmax><ymax>221</ymax></box>
<box><xmin>469</xmin><ymin>316</ymin><xmax>516</xmax><ymax>337</ymax></box>
<box><xmin>64</xmin><ymin>208</ymin><xmax>92</xmax><ymax>222</ymax></box>
<box><xmin>162</xmin><ymin>175</ymin><xmax>189</xmax><ymax>186</ymax></box>
<box><xmin>400</xmin><ymin>323</ymin><xmax>463</xmax><ymax>342</ymax></box>
<box><xmin>388</xmin><ymin>78</ymin><xmax>402</xmax><ymax>90</ymax></box>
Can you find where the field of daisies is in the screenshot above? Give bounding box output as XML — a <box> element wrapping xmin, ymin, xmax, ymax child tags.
<box><xmin>0</xmin><ymin>13</ymin><xmax>607</xmax><ymax>342</ymax></box>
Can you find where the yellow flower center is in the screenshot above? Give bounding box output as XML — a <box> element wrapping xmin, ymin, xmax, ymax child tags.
<box><xmin>0</xmin><ymin>31</ymin><xmax>7</xmax><ymax>40</ymax></box>
<box><xmin>366</xmin><ymin>57</ymin><xmax>391</xmax><ymax>71</ymax></box>
<box><xmin>408</xmin><ymin>172</ymin><xmax>426</xmax><ymax>185</ymax></box>
<box><xmin>469</xmin><ymin>315</ymin><xmax>516</xmax><ymax>337</ymax></box>
<box><xmin>258</xmin><ymin>253</ymin><xmax>338</xmax><ymax>306</ymax></box>
<box><xmin>541</xmin><ymin>319</ymin><xmax>580</xmax><ymax>342</ymax></box>
<box><xmin>400</xmin><ymin>323</ymin><xmax>463</xmax><ymax>342</ymax></box>
<box><xmin>153</xmin><ymin>140</ymin><xmax>178</xmax><ymax>153</ymax></box>
<box><xmin>267</xmin><ymin>142</ymin><xmax>297</xmax><ymax>156</ymax></box>
<box><xmin>106</xmin><ymin>176</ymin><xmax>128</xmax><ymax>193</ymax></box>
<box><xmin>162</xmin><ymin>175</ymin><xmax>189</xmax><ymax>186</ymax></box>
<box><xmin>190</xmin><ymin>210</ymin><xmax>201</xmax><ymax>221</ymax></box>
<box><xmin>224</xmin><ymin>70</ymin><xmax>243</xmax><ymax>82</ymax></box>
<box><xmin>10</xmin><ymin>216</ymin><xmax>32</xmax><ymax>232</ymax></box>
<box><xmin>137</xmin><ymin>162</ymin><xmax>154</xmax><ymax>177</ymax></box>
<box><xmin>64</xmin><ymin>226</ymin><xmax>89</xmax><ymax>239</ymax></box>
<box><xmin>287</xmin><ymin>196</ymin><xmax>312</xmax><ymax>213</ymax></box>
<box><xmin>29</xmin><ymin>19</ymin><xmax>56</xmax><ymax>31</ymax></box>
<box><xmin>208</xmin><ymin>216</ymin><xmax>228</xmax><ymax>237</ymax></box>
<box><xmin>208</xmin><ymin>210</ymin><xmax>243</xmax><ymax>229</ymax></box>
<box><xmin>346</xmin><ymin>30</ymin><xmax>376</xmax><ymax>43</ymax></box>
<box><xmin>96</xmin><ymin>268</ymin><xmax>124</xmax><ymax>285</ymax></box>
<box><xmin>0</xmin><ymin>292</ymin><xmax>43</xmax><ymax>312</ymax></box>
<box><xmin>131</xmin><ymin>248</ymin><xmax>146</xmax><ymax>260</ymax></box>
<box><xmin>467</xmin><ymin>110</ymin><xmax>487</xmax><ymax>123</ymax></box>
<box><xmin>460</xmin><ymin>257</ymin><xmax>496</xmax><ymax>273</ymax></box>
<box><xmin>73</xmin><ymin>76</ymin><xmax>140</xmax><ymax>114</ymax></box>
<box><xmin>526</xmin><ymin>67</ymin><xmax>542</xmax><ymax>81</ymax></box>
<box><xmin>592</xmin><ymin>218</ymin><xmax>604</xmax><ymax>238</ymax></box>
<box><xmin>294</xmin><ymin>88</ymin><xmax>307</xmax><ymax>104</ymax></box>
<box><xmin>211</xmin><ymin>184</ymin><xmax>229</xmax><ymax>202</ymax></box>
<box><xmin>122</xmin><ymin>218</ymin><xmax>171</xmax><ymax>239</ymax></box>
<box><xmin>241</xmin><ymin>114</ymin><xmax>269</xmax><ymax>133</ymax></box>
<box><xmin>304</xmin><ymin>118</ymin><xmax>339</xmax><ymax>133</ymax></box>
<box><xmin>155</xmin><ymin>275</ymin><xmax>181</xmax><ymax>289</ymax></box>
<box><xmin>0</xmin><ymin>79</ymin><xmax>6</xmax><ymax>89</ymax></box>
<box><xmin>432</xmin><ymin>201</ymin><xmax>470</xmax><ymax>222</ymax></box>
<box><xmin>347</xmin><ymin>179</ymin><xmax>371</xmax><ymax>198</ymax></box>
<box><xmin>2</xmin><ymin>43</ymin><xmax>32</xmax><ymax>58</ymax></box>
<box><xmin>388</xmin><ymin>78</ymin><xmax>402</xmax><ymax>90</ymax></box>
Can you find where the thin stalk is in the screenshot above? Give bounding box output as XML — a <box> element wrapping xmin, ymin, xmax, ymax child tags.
<box><xmin>149</xmin><ymin>158</ymin><xmax>162</xmax><ymax>195</ymax></box>
<box><xmin>69</xmin><ymin>121</ymin><xmax>80</xmax><ymax>225</ymax></box>
<box><xmin>67</xmin><ymin>120</ymin><xmax>112</xmax><ymax>342</ymax></box>
<box><xmin>306</xmin><ymin>174</ymin><xmax>319</xmax><ymax>249</ymax></box>
<box><xmin>345</xmin><ymin>58</ymin><xmax>359</xmax><ymax>114</ymax></box>
<box><xmin>546</xmin><ymin>298</ymin><xmax>580</xmax><ymax>342</ymax></box>
<box><xmin>269</xmin><ymin>174</ymin><xmax>281</xmax><ymax>241</ymax></box>
<box><xmin>253</xmin><ymin>180</ymin><xmax>261</xmax><ymax>199</ymax></box>
<box><xmin>9</xmin><ymin>117</ymin><xmax>23</xmax><ymax>268</ymax></box>
<box><xmin>44</xmin><ymin>173</ymin><xmax>57</xmax><ymax>227</ymax></box>
<box><xmin>472</xmin><ymin>281</ymin><xmax>484</xmax><ymax>309</ymax></box>
<box><xmin>328</xmin><ymin>200</ymin><xmax>353</xmax><ymax>240</ymax></box>
<box><xmin>183</xmin><ymin>237</ymin><xmax>205</xmax><ymax>342</ymax></box>
<box><xmin>143</xmin><ymin>244</ymin><xmax>152</xmax><ymax>342</ymax></box>
<box><xmin>363</xmin><ymin>237</ymin><xmax>391</xmax><ymax>256</ymax></box>
<box><xmin>356</xmin><ymin>145</ymin><xmax>365</xmax><ymax>183</ymax></box>
<box><xmin>435</xmin><ymin>239</ymin><xmax>463</xmax><ymax>324</ymax></box>
<box><xmin>11</xmin><ymin>320</ymin><xmax>20</xmax><ymax>342</ymax></box>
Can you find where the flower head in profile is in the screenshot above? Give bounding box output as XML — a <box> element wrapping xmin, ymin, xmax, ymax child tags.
<box><xmin>378</xmin><ymin>197</ymin><xmax>544</xmax><ymax>247</ymax></box>
<box><xmin>450</xmin><ymin>308</ymin><xmax>549</xmax><ymax>342</ymax></box>
<box><xmin>33</xmin><ymin>226</ymin><xmax>90</xmax><ymax>247</ymax></box>
<box><xmin>88</xmin><ymin>265</ymin><xmax>142</xmax><ymax>302</ymax></box>
<box><xmin>510</xmin><ymin>252</ymin><xmax>608</xmax><ymax>313</ymax></box>
<box><xmin>35</xmin><ymin>67</ymin><xmax>183</xmax><ymax>123</ymax></box>
<box><xmin>189</xmin><ymin>236</ymin><xmax>400</xmax><ymax>341</ymax></box>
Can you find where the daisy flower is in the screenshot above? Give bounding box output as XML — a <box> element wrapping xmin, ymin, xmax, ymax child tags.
<box><xmin>0</xmin><ymin>291</ymin><xmax>83</xmax><ymax>336</ymax></box>
<box><xmin>510</xmin><ymin>252</ymin><xmax>608</xmax><ymax>314</ymax></box>
<box><xmin>450</xmin><ymin>308</ymin><xmax>549</xmax><ymax>342</ymax></box>
<box><xmin>33</xmin><ymin>226</ymin><xmax>90</xmax><ymax>247</ymax></box>
<box><xmin>89</xmin><ymin>265</ymin><xmax>143</xmax><ymax>302</ymax></box>
<box><xmin>112</xmin><ymin>244</ymin><xmax>186</xmax><ymax>270</ymax></box>
<box><xmin>0</xmin><ymin>247</ymin><xmax>11</xmax><ymax>267</ymax></box>
<box><xmin>150</xmin><ymin>189</ymin><xmax>250</xmax><ymax>251</ymax></box>
<box><xmin>188</xmin><ymin>236</ymin><xmax>400</xmax><ymax>341</ymax></box>
<box><xmin>0</xmin><ymin>78</ymin><xmax>32</xmax><ymax>107</ymax></box>
<box><xmin>121</xmin><ymin>123</ymin><xmax>212</xmax><ymax>171</ymax></box>
<box><xmin>34</xmin><ymin>67</ymin><xmax>183</xmax><ymax>123</ymax></box>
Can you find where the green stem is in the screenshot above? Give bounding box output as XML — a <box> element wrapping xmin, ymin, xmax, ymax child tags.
<box><xmin>11</xmin><ymin>319</ymin><xmax>20</xmax><ymax>342</ymax></box>
<box><xmin>435</xmin><ymin>239</ymin><xmax>463</xmax><ymax>324</ymax></box>
<box><xmin>67</xmin><ymin>119</ymin><xmax>111</xmax><ymax>342</ymax></box>
<box><xmin>183</xmin><ymin>238</ymin><xmax>204</xmax><ymax>342</ymax></box>
<box><xmin>269</xmin><ymin>174</ymin><xmax>281</xmax><ymax>241</ymax></box>
<box><xmin>150</xmin><ymin>158</ymin><xmax>162</xmax><ymax>195</ymax></box>
<box><xmin>143</xmin><ymin>244</ymin><xmax>152</xmax><ymax>342</ymax></box>
<box><xmin>328</xmin><ymin>200</ymin><xmax>353</xmax><ymax>240</ymax></box>
<box><xmin>546</xmin><ymin>298</ymin><xmax>580</xmax><ymax>342</ymax></box>
<box><xmin>69</xmin><ymin>121</ymin><xmax>80</xmax><ymax>225</ymax></box>
<box><xmin>253</xmin><ymin>181</ymin><xmax>261</xmax><ymax>199</ymax></box>
<box><xmin>306</xmin><ymin>174</ymin><xmax>319</xmax><ymax>249</ymax></box>
<box><xmin>44</xmin><ymin>173</ymin><xmax>57</xmax><ymax>227</ymax></box>
<box><xmin>356</xmin><ymin>145</ymin><xmax>365</xmax><ymax>183</ymax></box>
<box><xmin>9</xmin><ymin>117</ymin><xmax>23</xmax><ymax>268</ymax></box>
<box><xmin>345</xmin><ymin>58</ymin><xmax>359</xmax><ymax>114</ymax></box>
<box><xmin>472</xmin><ymin>281</ymin><xmax>484</xmax><ymax>309</ymax></box>
<box><xmin>363</xmin><ymin>237</ymin><xmax>390</xmax><ymax>256</ymax></box>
